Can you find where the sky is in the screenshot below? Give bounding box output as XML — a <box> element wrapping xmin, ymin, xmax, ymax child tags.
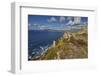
<box><xmin>28</xmin><ymin>15</ymin><xmax>88</xmax><ymax>30</ymax></box>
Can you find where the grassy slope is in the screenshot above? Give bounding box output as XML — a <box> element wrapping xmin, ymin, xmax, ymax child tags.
<box><xmin>40</xmin><ymin>27</ymin><xmax>88</xmax><ymax>60</ymax></box>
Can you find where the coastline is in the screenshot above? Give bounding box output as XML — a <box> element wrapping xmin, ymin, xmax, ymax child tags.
<box><xmin>29</xmin><ymin>26</ymin><xmax>88</xmax><ymax>60</ymax></box>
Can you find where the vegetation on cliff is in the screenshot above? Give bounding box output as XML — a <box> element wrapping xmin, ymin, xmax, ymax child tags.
<box><xmin>40</xmin><ymin>26</ymin><xmax>88</xmax><ymax>60</ymax></box>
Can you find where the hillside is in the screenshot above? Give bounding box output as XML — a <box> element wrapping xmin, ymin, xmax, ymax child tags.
<box><xmin>40</xmin><ymin>26</ymin><xmax>88</xmax><ymax>60</ymax></box>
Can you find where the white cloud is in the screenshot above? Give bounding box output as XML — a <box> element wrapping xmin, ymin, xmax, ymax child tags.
<box><xmin>48</xmin><ymin>17</ymin><xmax>57</xmax><ymax>23</ymax></box>
<box><xmin>32</xmin><ymin>23</ymin><xmax>38</xmax><ymax>26</ymax></box>
<box><xmin>66</xmin><ymin>20</ymin><xmax>74</xmax><ymax>26</ymax></box>
<box><xmin>38</xmin><ymin>25</ymin><xmax>48</xmax><ymax>30</ymax></box>
<box><xmin>66</xmin><ymin>16</ymin><xmax>73</xmax><ymax>20</ymax></box>
<box><xmin>29</xmin><ymin>23</ymin><xmax>49</xmax><ymax>30</ymax></box>
<box><xmin>59</xmin><ymin>16</ymin><xmax>66</xmax><ymax>23</ymax></box>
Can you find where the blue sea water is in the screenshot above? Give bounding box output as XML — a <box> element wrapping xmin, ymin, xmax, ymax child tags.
<box><xmin>28</xmin><ymin>30</ymin><xmax>64</xmax><ymax>60</ymax></box>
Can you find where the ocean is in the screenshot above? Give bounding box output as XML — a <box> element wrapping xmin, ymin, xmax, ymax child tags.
<box><xmin>28</xmin><ymin>30</ymin><xmax>64</xmax><ymax>60</ymax></box>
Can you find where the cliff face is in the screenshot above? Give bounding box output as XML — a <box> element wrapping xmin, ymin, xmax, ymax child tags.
<box><xmin>39</xmin><ymin>26</ymin><xmax>88</xmax><ymax>60</ymax></box>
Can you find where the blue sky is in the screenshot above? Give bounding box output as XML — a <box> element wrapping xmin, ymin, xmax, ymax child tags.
<box><xmin>28</xmin><ymin>15</ymin><xmax>88</xmax><ymax>30</ymax></box>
